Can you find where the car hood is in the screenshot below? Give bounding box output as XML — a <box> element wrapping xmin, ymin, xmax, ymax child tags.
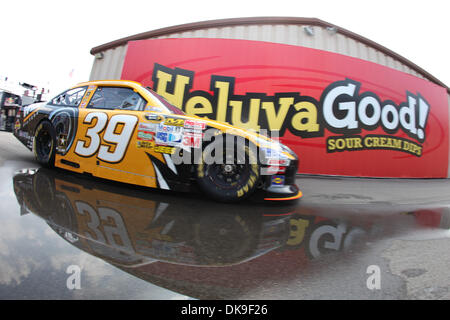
<box><xmin>179</xmin><ymin>114</ymin><xmax>297</xmax><ymax>160</ymax></box>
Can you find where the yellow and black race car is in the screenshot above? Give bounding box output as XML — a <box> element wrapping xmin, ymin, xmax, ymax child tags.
<box><xmin>13</xmin><ymin>80</ymin><xmax>301</xmax><ymax>202</ymax></box>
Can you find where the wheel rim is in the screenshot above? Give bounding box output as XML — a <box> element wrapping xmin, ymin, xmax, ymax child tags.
<box><xmin>205</xmin><ymin>149</ymin><xmax>251</xmax><ymax>188</ymax></box>
<box><xmin>36</xmin><ymin>130</ymin><xmax>52</xmax><ymax>159</ymax></box>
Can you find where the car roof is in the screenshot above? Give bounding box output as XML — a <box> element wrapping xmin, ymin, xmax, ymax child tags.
<box><xmin>72</xmin><ymin>79</ymin><xmax>144</xmax><ymax>89</ymax></box>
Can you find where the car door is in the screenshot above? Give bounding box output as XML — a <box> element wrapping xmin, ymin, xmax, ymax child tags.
<box><xmin>59</xmin><ymin>84</ymin><xmax>160</xmax><ymax>188</ymax></box>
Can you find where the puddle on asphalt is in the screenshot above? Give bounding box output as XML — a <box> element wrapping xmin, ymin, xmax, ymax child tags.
<box><xmin>1</xmin><ymin>166</ymin><xmax>449</xmax><ymax>298</ymax></box>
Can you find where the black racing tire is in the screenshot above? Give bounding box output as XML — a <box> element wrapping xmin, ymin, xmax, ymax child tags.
<box><xmin>33</xmin><ymin>120</ymin><xmax>57</xmax><ymax>168</ymax></box>
<box><xmin>33</xmin><ymin>169</ymin><xmax>56</xmax><ymax>217</ymax></box>
<box><xmin>196</xmin><ymin>137</ymin><xmax>260</xmax><ymax>202</ymax></box>
<box><xmin>193</xmin><ymin>213</ymin><xmax>256</xmax><ymax>264</ymax></box>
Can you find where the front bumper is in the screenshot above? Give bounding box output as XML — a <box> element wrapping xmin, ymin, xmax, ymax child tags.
<box><xmin>264</xmin><ymin>184</ymin><xmax>302</xmax><ymax>201</ymax></box>
<box><xmin>260</xmin><ymin>159</ymin><xmax>302</xmax><ymax>201</ymax></box>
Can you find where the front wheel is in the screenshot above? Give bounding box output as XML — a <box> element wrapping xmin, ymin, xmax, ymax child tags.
<box><xmin>196</xmin><ymin>138</ymin><xmax>260</xmax><ymax>202</ymax></box>
<box><xmin>33</xmin><ymin>121</ymin><xmax>56</xmax><ymax>168</ymax></box>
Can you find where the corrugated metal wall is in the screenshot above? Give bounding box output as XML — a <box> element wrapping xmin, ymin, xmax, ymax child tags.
<box><xmin>90</xmin><ymin>45</ymin><xmax>128</xmax><ymax>81</ymax></box>
<box><xmin>158</xmin><ymin>24</ymin><xmax>426</xmax><ymax>78</ymax></box>
<box><xmin>89</xmin><ymin>23</ymin><xmax>426</xmax><ymax>81</ymax></box>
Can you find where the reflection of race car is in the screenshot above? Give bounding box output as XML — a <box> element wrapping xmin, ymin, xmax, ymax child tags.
<box><xmin>13</xmin><ymin>80</ymin><xmax>301</xmax><ymax>202</ymax></box>
<box><xmin>13</xmin><ymin>168</ymin><xmax>450</xmax><ymax>299</ymax></box>
<box><xmin>13</xmin><ymin>168</ymin><xmax>291</xmax><ymax>267</ymax></box>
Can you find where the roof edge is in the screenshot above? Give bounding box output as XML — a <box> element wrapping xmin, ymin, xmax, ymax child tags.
<box><xmin>90</xmin><ymin>16</ymin><xmax>449</xmax><ymax>93</ymax></box>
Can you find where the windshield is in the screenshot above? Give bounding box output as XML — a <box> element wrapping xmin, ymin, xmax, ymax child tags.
<box><xmin>144</xmin><ymin>87</ymin><xmax>185</xmax><ymax>115</ymax></box>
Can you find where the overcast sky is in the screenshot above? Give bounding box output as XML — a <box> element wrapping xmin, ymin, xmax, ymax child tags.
<box><xmin>0</xmin><ymin>0</ymin><xmax>448</xmax><ymax>96</ymax></box>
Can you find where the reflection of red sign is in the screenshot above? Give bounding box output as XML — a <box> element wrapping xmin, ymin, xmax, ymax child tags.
<box><xmin>121</xmin><ymin>38</ymin><xmax>449</xmax><ymax>178</ymax></box>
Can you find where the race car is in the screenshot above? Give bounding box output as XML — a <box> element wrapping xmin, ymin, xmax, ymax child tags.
<box><xmin>13</xmin><ymin>80</ymin><xmax>301</xmax><ymax>202</ymax></box>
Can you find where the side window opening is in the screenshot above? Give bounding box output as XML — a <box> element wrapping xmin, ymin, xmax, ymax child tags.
<box><xmin>50</xmin><ymin>87</ymin><xmax>87</xmax><ymax>107</ymax></box>
<box><xmin>87</xmin><ymin>86</ymin><xmax>146</xmax><ymax>111</ymax></box>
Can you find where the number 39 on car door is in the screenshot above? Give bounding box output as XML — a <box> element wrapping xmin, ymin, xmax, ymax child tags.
<box><xmin>74</xmin><ymin>112</ymin><xmax>138</xmax><ymax>163</ymax></box>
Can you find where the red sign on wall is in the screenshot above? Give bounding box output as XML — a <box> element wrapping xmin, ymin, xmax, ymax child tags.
<box><xmin>121</xmin><ymin>38</ymin><xmax>449</xmax><ymax>178</ymax></box>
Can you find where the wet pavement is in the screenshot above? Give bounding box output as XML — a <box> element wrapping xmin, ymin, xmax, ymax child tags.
<box><xmin>0</xmin><ymin>131</ymin><xmax>450</xmax><ymax>299</ymax></box>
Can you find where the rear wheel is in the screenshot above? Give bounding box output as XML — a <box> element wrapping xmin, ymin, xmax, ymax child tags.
<box><xmin>33</xmin><ymin>121</ymin><xmax>56</xmax><ymax>168</ymax></box>
<box><xmin>196</xmin><ymin>137</ymin><xmax>260</xmax><ymax>202</ymax></box>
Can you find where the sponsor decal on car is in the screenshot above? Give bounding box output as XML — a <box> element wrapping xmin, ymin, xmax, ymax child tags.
<box><xmin>79</xmin><ymin>85</ymin><xmax>96</xmax><ymax>108</ymax></box>
<box><xmin>137</xmin><ymin>131</ymin><xmax>154</xmax><ymax>141</ymax></box>
<box><xmin>137</xmin><ymin>140</ymin><xmax>154</xmax><ymax>149</ymax></box>
<box><xmin>58</xmin><ymin>134</ymin><xmax>68</xmax><ymax>150</ymax></box>
<box><xmin>260</xmin><ymin>147</ymin><xmax>291</xmax><ymax>167</ymax></box>
<box><xmin>138</xmin><ymin>122</ymin><xmax>158</xmax><ymax>131</ymax></box>
<box><xmin>164</xmin><ymin>117</ymin><xmax>185</xmax><ymax>126</ymax></box>
<box><xmin>271</xmin><ymin>175</ymin><xmax>285</xmax><ymax>187</ymax></box>
<box><xmin>157</xmin><ymin>123</ymin><xmax>183</xmax><ymax>133</ymax></box>
<box><xmin>156</xmin><ymin>131</ymin><xmax>182</xmax><ymax>144</ymax></box>
<box><xmin>144</xmin><ymin>113</ymin><xmax>164</xmax><ymax>122</ymax></box>
<box><xmin>136</xmin><ymin>140</ymin><xmax>175</xmax><ymax>154</ymax></box>
<box><xmin>267</xmin><ymin>158</ymin><xmax>290</xmax><ymax>166</ymax></box>
<box><xmin>168</xmin><ymin>133</ymin><xmax>182</xmax><ymax>144</ymax></box>
<box><xmin>184</xmin><ymin>119</ymin><xmax>206</xmax><ymax>132</ymax></box>
<box><xmin>182</xmin><ymin>132</ymin><xmax>202</xmax><ymax>148</ymax></box>
<box><xmin>156</xmin><ymin>131</ymin><xmax>168</xmax><ymax>143</ymax></box>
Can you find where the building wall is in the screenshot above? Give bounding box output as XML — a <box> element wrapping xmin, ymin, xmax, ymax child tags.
<box><xmin>89</xmin><ymin>18</ymin><xmax>450</xmax><ymax>178</ymax></box>
<box><xmin>90</xmin><ymin>23</ymin><xmax>427</xmax><ymax>81</ymax></box>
